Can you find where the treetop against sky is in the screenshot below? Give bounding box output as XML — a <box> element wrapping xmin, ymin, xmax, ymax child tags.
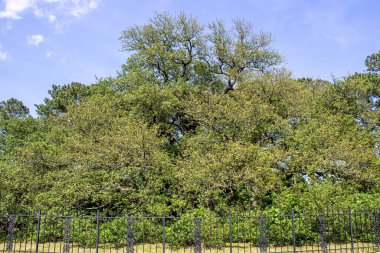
<box><xmin>0</xmin><ymin>0</ymin><xmax>379</xmax><ymax>115</ymax></box>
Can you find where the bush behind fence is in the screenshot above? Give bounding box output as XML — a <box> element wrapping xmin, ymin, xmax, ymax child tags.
<box><xmin>1</xmin><ymin>209</ymin><xmax>380</xmax><ymax>253</ymax></box>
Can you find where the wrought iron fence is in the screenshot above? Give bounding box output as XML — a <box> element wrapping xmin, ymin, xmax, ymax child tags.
<box><xmin>1</xmin><ymin>209</ymin><xmax>380</xmax><ymax>253</ymax></box>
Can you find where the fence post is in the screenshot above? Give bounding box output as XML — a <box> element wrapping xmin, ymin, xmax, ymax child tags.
<box><xmin>126</xmin><ymin>215</ymin><xmax>135</xmax><ymax>253</ymax></box>
<box><xmin>95</xmin><ymin>210</ymin><xmax>100</xmax><ymax>253</ymax></box>
<box><xmin>162</xmin><ymin>212</ymin><xmax>166</xmax><ymax>253</ymax></box>
<box><xmin>319</xmin><ymin>213</ymin><xmax>327</xmax><ymax>253</ymax></box>
<box><xmin>194</xmin><ymin>217</ymin><xmax>202</xmax><ymax>253</ymax></box>
<box><xmin>291</xmin><ymin>209</ymin><xmax>296</xmax><ymax>253</ymax></box>
<box><xmin>229</xmin><ymin>211</ymin><xmax>233</xmax><ymax>253</ymax></box>
<box><xmin>6</xmin><ymin>214</ymin><xmax>16</xmax><ymax>252</ymax></box>
<box><xmin>63</xmin><ymin>216</ymin><xmax>72</xmax><ymax>253</ymax></box>
<box><xmin>348</xmin><ymin>208</ymin><xmax>354</xmax><ymax>253</ymax></box>
<box><xmin>259</xmin><ymin>212</ymin><xmax>267</xmax><ymax>253</ymax></box>
<box><xmin>35</xmin><ymin>210</ymin><xmax>42</xmax><ymax>253</ymax></box>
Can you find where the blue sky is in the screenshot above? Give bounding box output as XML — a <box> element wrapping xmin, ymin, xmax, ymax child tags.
<box><xmin>0</xmin><ymin>0</ymin><xmax>379</xmax><ymax>115</ymax></box>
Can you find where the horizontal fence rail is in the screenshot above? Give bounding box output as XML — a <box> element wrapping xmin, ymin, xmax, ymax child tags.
<box><xmin>1</xmin><ymin>209</ymin><xmax>380</xmax><ymax>253</ymax></box>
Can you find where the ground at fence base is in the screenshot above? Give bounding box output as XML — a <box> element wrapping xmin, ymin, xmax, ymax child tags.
<box><xmin>1</xmin><ymin>243</ymin><xmax>379</xmax><ymax>253</ymax></box>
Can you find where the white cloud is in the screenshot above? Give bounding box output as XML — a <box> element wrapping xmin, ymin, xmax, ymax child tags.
<box><xmin>0</xmin><ymin>0</ymin><xmax>102</xmax><ymax>31</ymax></box>
<box><xmin>47</xmin><ymin>13</ymin><xmax>56</xmax><ymax>22</ymax></box>
<box><xmin>0</xmin><ymin>0</ymin><xmax>102</xmax><ymax>20</ymax></box>
<box><xmin>27</xmin><ymin>34</ymin><xmax>44</xmax><ymax>46</ymax></box>
<box><xmin>0</xmin><ymin>0</ymin><xmax>35</xmax><ymax>19</ymax></box>
<box><xmin>70</xmin><ymin>0</ymin><xmax>100</xmax><ymax>17</ymax></box>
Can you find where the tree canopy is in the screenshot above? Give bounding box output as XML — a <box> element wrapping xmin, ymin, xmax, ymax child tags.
<box><xmin>0</xmin><ymin>13</ymin><xmax>379</xmax><ymax>215</ymax></box>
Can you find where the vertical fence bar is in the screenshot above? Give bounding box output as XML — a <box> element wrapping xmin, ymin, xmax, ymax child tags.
<box><xmin>22</xmin><ymin>212</ymin><xmax>27</xmax><ymax>253</ymax></box>
<box><xmin>123</xmin><ymin>216</ymin><xmax>127</xmax><ymax>253</ymax></box>
<box><xmin>373</xmin><ymin>209</ymin><xmax>380</xmax><ymax>247</ymax></box>
<box><xmin>162</xmin><ymin>212</ymin><xmax>166</xmax><ymax>253</ymax></box>
<box><xmin>291</xmin><ymin>209</ymin><xmax>296</xmax><ymax>253</ymax></box>
<box><xmin>330</xmin><ymin>209</ymin><xmax>336</xmax><ymax>253</ymax></box>
<box><xmin>229</xmin><ymin>212</ymin><xmax>232</xmax><ymax>253</ymax></box>
<box><xmin>364</xmin><ymin>209</ymin><xmax>370</xmax><ymax>251</ymax></box>
<box><xmin>242</xmin><ymin>212</ymin><xmax>246</xmax><ymax>253</ymax></box>
<box><xmin>96</xmin><ymin>210</ymin><xmax>100</xmax><ymax>253</ymax></box>
<box><xmin>348</xmin><ymin>208</ymin><xmax>354</xmax><ymax>253</ymax></box>
<box><xmin>35</xmin><ymin>211</ymin><xmax>42</xmax><ymax>253</ymax></box>
<box><xmin>18</xmin><ymin>213</ymin><xmax>24</xmax><ymax>253</ymax></box>
<box><xmin>40</xmin><ymin>212</ymin><xmax>47</xmax><ymax>253</ymax></box>
<box><xmin>209</xmin><ymin>212</ymin><xmax>212</xmax><ymax>253</ymax></box>
<box><xmin>221</xmin><ymin>213</ymin><xmax>225</xmax><ymax>253</ymax></box>
<box><xmin>47</xmin><ymin>213</ymin><xmax>52</xmax><ymax>253</ymax></box>
<box><xmin>142</xmin><ymin>216</ymin><xmax>145</xmax><ymax>253</ymax></box>
<box><xmin>356</xmin><ymin>209</ymin><xmax>361</xmax><ymax>251</ymax></box>
<box><xmin>51</xmin><ymin>212</ymin><xmax>57</xmax><ymax>253</ymax></box>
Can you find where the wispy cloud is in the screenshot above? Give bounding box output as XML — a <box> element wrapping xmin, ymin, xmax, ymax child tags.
<box><xmin>27</xmin><ymin>34</ymin><xmax>44</xmax><ymax>46</ymax></box>
<box><xmin>45</xmin><ymin>49</ymin><xmax>55</xmax><ymax>58</ymax></box>
<box><xmin>60</xmin><ymin>57</ymin><xmax>67</xmax><ymax>65</ymax></box>
<box><xmin>300</xmin><ymin>1</ymin><xmax>360</xmax><ymax>45</ymax></box>
<box><xmin>0</xmin><ymin>21</ymin><xmax>13</xmax><ymax>34</ymax></box>
<box><xmin>252</xmin><ymin>0</ymin><xmax>299</xmax><ymax>12</ymax></box>
<box><xmin>33</xmin><ymin>7</ymin><xmax>56</xmax><ymax>23</ymax></box>
<box><xmin>252</xmin><ymin>0</ymin><xmax>360</xmax><ymax>46</ymax></box>
<box><xmin>0</xmin><ymin>0</ymin><xmax>102</xmax><ymax>29</ymax></box>
<box><xmin>0</xmin><ymin>45</ymin><xmax>9</xmax><ymax>60</ymax></box>
<box><xmin>0</xmin><ymin>51</ymin><xmax>8</xmax><ymax>61</ymax></box>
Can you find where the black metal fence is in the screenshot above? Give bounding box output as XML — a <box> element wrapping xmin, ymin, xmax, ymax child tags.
<box><xmin>1</xmin><ymin>209</ymin><xmax>380</xmax><ymax>253</ymax></box>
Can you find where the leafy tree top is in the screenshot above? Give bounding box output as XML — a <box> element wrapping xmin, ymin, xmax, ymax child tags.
<box><xmin>365</xmin><ymin>51</ymin><xmax>380</xmax><ymax>73</ymax></box>
<box><xmin>119</xmin><ymin>12</ymin><xmax>282</xmax><ymax>93</ymax></box>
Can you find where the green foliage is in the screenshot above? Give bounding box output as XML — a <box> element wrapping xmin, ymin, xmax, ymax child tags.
<box><xmin>0</xmin><ymin>14</ymin><xmax>379</xmax><ymax>224</ymax></box>
<box><xmin>36</xmin><ymin>82</ymin><xmax>91</xmax><ymax>117</ymax></box>
<box><xmin>365</xmin><ymin>51</ymin><xmax>380</xmax><ymax>73</ymax></box>
<box><xmin>0</xmin><ymin>98</ymin><xmax>29</xmax><ymax>119</ymax></box>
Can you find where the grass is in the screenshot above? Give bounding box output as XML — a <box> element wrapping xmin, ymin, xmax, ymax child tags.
<box><xmin>0</xmin><ymin>242</ymin><xmax>379</xmax><ymax>253</ymax></box>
